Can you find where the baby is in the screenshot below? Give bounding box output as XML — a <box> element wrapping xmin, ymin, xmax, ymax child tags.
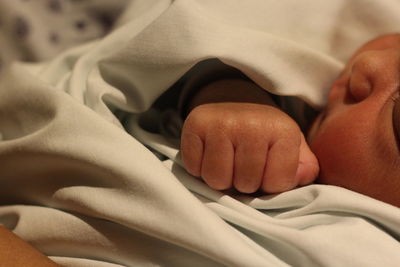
<box><xmin>180</xmin><ymin>33</ymin><xmax>400</xmax><ymax>208</ymax></box>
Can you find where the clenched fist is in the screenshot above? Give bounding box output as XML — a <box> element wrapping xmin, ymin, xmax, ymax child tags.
<box><xmin>180</xmin><ymin>102</ymin><xmax>319</xmax><ymax>193</ymax></box>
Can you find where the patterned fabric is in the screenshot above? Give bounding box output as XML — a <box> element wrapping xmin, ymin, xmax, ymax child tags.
<box><xmin>0</xmin><ymin>0</ymin><xmax>127</xmax><ymax>75</ymax></box>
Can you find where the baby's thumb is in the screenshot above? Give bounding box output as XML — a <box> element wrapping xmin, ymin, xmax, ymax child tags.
<box><xmin>295</xmin><ymin>134</ymin><xmax>320</xmax><ymax>186</ymax></box>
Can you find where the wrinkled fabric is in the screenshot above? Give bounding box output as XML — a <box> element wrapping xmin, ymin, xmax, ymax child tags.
<box><xmin>1</xmin><ymin>0</ymin><xmax>400</xmax><ymax>266</ymax></box>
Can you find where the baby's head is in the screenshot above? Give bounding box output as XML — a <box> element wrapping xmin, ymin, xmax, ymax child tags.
<box><xmin>307</xmin><ymin>35</ymin><xmax>400</xmax><ymax>207</ymax></box>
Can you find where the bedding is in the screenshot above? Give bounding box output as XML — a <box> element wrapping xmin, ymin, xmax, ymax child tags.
<box><xmin>1</xmin><ymin>0</ymin><xmax>400</xmax><ymax>266</ymax></box>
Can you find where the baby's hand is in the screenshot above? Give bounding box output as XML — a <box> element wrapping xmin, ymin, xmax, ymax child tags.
<box><xmin>181</xmin><ymin>102</ymin><xmax>319</xmax><ymax>193</ymax></box>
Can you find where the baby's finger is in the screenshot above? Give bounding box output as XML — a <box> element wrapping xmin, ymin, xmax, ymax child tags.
<box><xmin>233</xmin><ymin>141</ymin><xmax>266</xmax><ymax>193</ymax></box>
<box><xmin>181</xmin><ymin>131</ymin><xmax>204</xmax><ymax>177</ymax></box>
<box><xmin>201</xmin><ymin>132</ymin><xmax>234</xmax><ymax>190</ymax></box>
<box><xmin>296</xmin><ymin>134</ymin><xmax>320</xmax><ymax>185</ymax></box>
<box><xmin>261</xmin><ymin>138</ymin><xmax>300</xmax><ymax>193</ymax></box>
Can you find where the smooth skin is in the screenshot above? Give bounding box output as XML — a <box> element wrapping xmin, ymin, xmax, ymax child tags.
<box><xmin>309</xmin><ymin>34</ymin><xmax>400</xmax><ymax>207</ymax></box>
<box><xmin>0</xmin><ymin>225</ymin><xmax>59</xmax><ymax>266</ymax></box>
<box><xmin>181</xmin><ymin>79</ymin><xmax>319</xmax><ymax>194</ymax></box>
<box><xmin>181</xmin><ymin>33</ymin><xmax>400</xmax><ymax>207</ymax></box>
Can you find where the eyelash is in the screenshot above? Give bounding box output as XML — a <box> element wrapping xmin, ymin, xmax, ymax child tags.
<box><xmin>392</xmin><ymin>90</ymin><xmax>400</xmax><ymax>146</ymax></box>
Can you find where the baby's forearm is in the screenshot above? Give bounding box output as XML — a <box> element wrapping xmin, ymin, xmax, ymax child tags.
<box><xmin>186</xmin><ymin>79</ymin><xmax>276</xmax><ymax>113</ymax></box>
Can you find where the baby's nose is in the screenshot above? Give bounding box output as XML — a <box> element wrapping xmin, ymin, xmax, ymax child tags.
<box><xmin>348</xmin><ymin>49</ymin><xmax>400</xmax><ymax>102</ymax></box>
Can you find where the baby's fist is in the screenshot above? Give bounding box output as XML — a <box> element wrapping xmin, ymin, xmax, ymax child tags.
<box><xmin>180</xmin><ymin>102</ymin><xmax>319</xmax><ymax>193</ymax></box>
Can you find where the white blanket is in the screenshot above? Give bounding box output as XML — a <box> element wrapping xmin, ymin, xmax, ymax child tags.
<box><xmin>1</xmin><ymin>0</ymin><xmax>400</xmax><ymax>266</ymax></box>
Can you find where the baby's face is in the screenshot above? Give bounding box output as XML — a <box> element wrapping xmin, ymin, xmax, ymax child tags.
<box><xmin>308</xmin><ymin>48</ymin><xmax>400</xmax><ymax>207</ymax></box>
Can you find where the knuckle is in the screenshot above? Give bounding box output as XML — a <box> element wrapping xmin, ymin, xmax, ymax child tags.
<box><xmin>184</xmin><ymin>109</ymin><xmax>208</xmax><ymax>132</ymax></box>
<box><xmin>180</xmin><ymin>131</ymin><xmax>202</xmax><ymax>150</ymax></box>
<box><xmin>185</xmin><ymin>104</ymin><xmax>236</xmax><ymax>134</ymax></box>
<box><xmin>215</xmin><ymin>115</ymin><xmax>236</xmax><ymax>131</ymax></box>
<box><xmin>274</xmin><ymin>121</ymin><xmax>301</xmax><ymax>145</ymax></box>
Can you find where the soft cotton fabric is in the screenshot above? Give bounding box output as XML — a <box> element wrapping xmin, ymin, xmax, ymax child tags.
<box><xmin>1</xmin><ymin>0</ymin><xmax>400</xmax><ymax>266</ymax></box>
<box><xmin>0</xmin><ymin>0</ymin><xmax>127</xmax><ymax>62</ymax></box>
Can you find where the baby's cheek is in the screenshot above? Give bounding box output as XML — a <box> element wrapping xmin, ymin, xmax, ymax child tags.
<box><xmin>310</xmin><ymin>121</ymin><xmax>400</xmax><ymax>206</ymax></box>
<box><xmin>310</xmin><ymin>120</ymin><xmax>373</xmax><ymax>190</ymax></box>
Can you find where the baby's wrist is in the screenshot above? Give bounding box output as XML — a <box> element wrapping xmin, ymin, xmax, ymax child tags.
<box><xmin>186</xmin><ymin>79</ymin><xmax>276</xmax><ymax>116</ymax></box>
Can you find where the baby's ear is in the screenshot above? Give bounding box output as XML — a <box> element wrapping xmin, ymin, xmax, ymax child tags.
<box><xmin>296</xmin><ymin>134</ymin><xmax>319</xmax><ymax>185</ymax></box>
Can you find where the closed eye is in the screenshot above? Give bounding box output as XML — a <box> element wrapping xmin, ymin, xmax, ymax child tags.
<box><xmin>392</xmin><ymin>91</ymin><xmax>400</xmax><ymax>147</ymax></box>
